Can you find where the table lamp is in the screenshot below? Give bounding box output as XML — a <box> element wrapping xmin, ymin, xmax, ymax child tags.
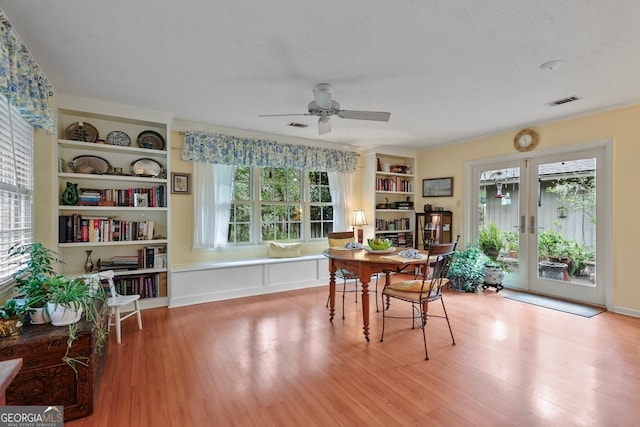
<box><xmin>352</xmin><ymin>209</ymin><xmax>367</xmax><ymax>244</ymax></box>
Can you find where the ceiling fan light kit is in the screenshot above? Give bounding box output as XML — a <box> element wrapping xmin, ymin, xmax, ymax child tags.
<box><xmin>260</xmin><ymin>83</ymin><xmax>391</xmax><ymax>135</ymax></box>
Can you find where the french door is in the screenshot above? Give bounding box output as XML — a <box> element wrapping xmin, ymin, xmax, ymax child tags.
<box><xmin>468</xmin><ymin>143</ymin><xmax>610</xmax><ymax>306</ymax></box>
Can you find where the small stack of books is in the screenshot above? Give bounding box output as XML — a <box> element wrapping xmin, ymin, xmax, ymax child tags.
<box><xmin>78</xmin><ymin>188</ymin><xmax>101</xmax><ymax>206</ymax></box>
<box><xmin>97</xmin><ymin>255</ymin><xmax>139</xmax><ymax>271</ymax></box>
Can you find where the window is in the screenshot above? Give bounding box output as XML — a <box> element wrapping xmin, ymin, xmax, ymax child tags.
<box><xmin>228</xmin><ymin>167</ymin><xmax>333</xmax><ymax>243</ymax></box>
<box><xmin>228</xmin><ymin>166</ymin><xmax>251</xmax><ymax>243</ymax></box>
<box><xmin>309</xmin><ymin>171</ymin><xmax>333</xmax><ymax>239</ymax></box>
<box><xmin>0</xmin><ymin>94</ymin><xmax>34</xmax><ymax>285</ymax></box>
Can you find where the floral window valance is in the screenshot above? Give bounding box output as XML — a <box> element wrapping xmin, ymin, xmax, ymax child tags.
<box><xmin>181</xmin><ymin>131</ymin><xmax>357</xmax><ymax>173</ymax></box>
<box><xmin>0</xmin><ymin>13</ymin><xmax>55</xmax><ymax>133</ymax></box>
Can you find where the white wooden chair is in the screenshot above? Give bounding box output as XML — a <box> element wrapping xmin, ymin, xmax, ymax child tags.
<box><xmin>85</xmin><ymin>270</ymin><xmax>143</xmax><ymax>344</ymax></box>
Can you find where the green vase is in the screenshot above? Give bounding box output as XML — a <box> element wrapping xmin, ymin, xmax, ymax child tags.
<box><xmin>61</xmin><ymin>182</ymin><xmax>79</xmax><ymax>205</ymax></box>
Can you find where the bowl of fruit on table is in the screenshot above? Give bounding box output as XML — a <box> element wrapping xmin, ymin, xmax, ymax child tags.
<box><xmin>367</xmin><ymin>238</ymin><xmax>393</xmax><ymax>251</ymax></box>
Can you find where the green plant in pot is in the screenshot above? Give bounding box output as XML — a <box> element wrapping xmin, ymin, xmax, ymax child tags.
<box><xmin>447</xmin><ymin>246</ymin><xmax>486</xmax><ymax>292</ymax></box>
<box><xmin>9</xmin><ymin>243</ymin><xmax>108</xmax><ymax>373</ymax></box>
<box><xmin>0</xmin><ymin>299</ymin><xmax>26</xmax><ymax>337</ymax></box>
<box><xmin>10</xmin><ymin>243</ymin><xmax>60</xmax><ymax>324</ymax></box>
<box><xmin>46</xmin><ymin>274</ymin><xmax>108</xmax><ymax>373</ymax></box>
<box><xmin>478</xmin><ymin>222</ymin><xmax>505</xmax><ymax>261</ymax></box>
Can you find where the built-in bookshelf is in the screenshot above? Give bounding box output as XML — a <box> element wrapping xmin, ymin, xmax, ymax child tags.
<box><xmin>363</xmin><ymin>151</ymin><xmax>416</xmax><ymax>248</ymax></box>
<box><xmin>56</xmin><ymin>98</ymin><xmax>172</xmax><ymax>308</ymax></box>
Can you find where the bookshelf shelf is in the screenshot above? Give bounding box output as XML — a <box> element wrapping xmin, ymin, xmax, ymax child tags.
<box><xmin>56</xmin><ymin>101</ymin><xmax>171</xmax><ymax>304</ymax></box>
<box><xmin>364</xmin><ymin>151</ymin><xmax>416</xmax><ymax>248</ymax></box>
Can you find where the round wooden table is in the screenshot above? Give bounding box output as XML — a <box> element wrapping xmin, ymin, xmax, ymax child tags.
<box><xmin>322</xmin><ymin>248</ymin><xmax>430</xmax><ymax>341</ymax></box>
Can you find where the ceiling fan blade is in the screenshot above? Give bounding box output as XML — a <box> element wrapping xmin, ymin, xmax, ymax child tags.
<box><xmin>337</xmin><ymin>110</ymin><xmax>391</xmax><ymax>121</ymax></box>
<box><xmin>258</xmin><ymin>113</ymin><xmax>311</xmax><ymax>117</ymax></box>
<box><xmin>318</xmin><ymin>114</ymin><xmax>331</xmax><ymax>135</ymax></box>
<box><xmin>312</xmin><ymin>84</ymin><xmax>332</xmax><ymax>110</ymax></box>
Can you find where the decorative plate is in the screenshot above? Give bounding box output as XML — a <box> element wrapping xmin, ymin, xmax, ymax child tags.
<box><xmin>64</xmin><ymin>122</ymin><xmax>99</xmax><ymax>142</ymax></box>
<box><xmin>137</xmin><ymin>130</ymin><xmax>165</xmax><ymax>150</ymax></box>
<box><xmin>363</xmin><ymin>247</ymin><xmax>396</xmax><ymax>254</ymax></box>
<box><xmin>69</xmin><ymin>155</ymin><xmax>112</xmax><ymax>175</ymax></box>
<box><xmin>106</xmin><ymin>130</ymin><xmax>131</xmax><ymax>146</ymax></box>
<box><xmin>130</xmin><ymin>158</ymin><xmax>163</xmax><ymax>177</ymax></box>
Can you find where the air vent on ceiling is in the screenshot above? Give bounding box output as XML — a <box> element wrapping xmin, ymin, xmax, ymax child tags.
<box><xmin>547</xmin><ymin>96</ymin><xmax>580</xmax><ymax>106</ymax></box>
<box><xmin>288</xmin><ymin>122</ymin><xmax>308</xmax><ymax>128</ymax></box>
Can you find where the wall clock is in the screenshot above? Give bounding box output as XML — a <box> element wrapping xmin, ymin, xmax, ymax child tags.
<box><xmin>514</xmin><ymin>129</ymin><xmax>539</xmax><ymax>152</ymax></box>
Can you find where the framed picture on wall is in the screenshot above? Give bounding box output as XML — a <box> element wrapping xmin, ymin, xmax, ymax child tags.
<box><xmin>171</xmin><ymin>172</ymin><xmax>191</xmax><ymax>194</ymax></box>
<box><xmin>422</xmin><ymin>177</ymin><xmax>454</xmax><ymax>197</ymax></box>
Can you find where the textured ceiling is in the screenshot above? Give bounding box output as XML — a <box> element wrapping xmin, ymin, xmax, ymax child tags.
<box><xmin>2</xmin><ymin>0</ymin><xmax>640</xmax><ymax>149</ymax></box>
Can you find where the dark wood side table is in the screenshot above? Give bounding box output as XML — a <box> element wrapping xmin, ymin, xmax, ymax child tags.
<box><xmin>0</xmin><ymin>319</ymin><xmax>107</xmax><ymax>421</ymax></box>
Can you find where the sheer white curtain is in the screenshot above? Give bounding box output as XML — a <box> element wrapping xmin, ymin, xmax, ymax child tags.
<box><xmin>193</xmin><ymin>162</ymin><xmax>234</xmax><ymax>249</ymax></box>
<box><xmin>328</xmin><ymin>171</ymin><xmax>354</xmax><ymax>232</ymax></box>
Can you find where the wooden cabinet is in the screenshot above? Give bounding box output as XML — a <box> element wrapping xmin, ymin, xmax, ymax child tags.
<box><xmin>0</xmin><ymin>320</ymin><xmax>106</xmax><ymax>422</ymax></box>
<box><xmin>415</xmin><ymin>211</ymin><xmax>453</xmax><ymax>249</ymax></box>
<box><xmin>56</xmin><ymin>99</ymin><xmax>172</xmax><ymax>308</ymax></box>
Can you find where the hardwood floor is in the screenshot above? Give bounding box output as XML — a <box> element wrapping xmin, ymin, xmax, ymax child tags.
<box><xmin>67</xmin><ymin>280</ymin><xmax>640</xmax><ymax>426</ymax></box>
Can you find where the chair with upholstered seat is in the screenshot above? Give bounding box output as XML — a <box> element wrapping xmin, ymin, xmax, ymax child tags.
<box><xmin>379</xmin><ymin>243</ymin><xmax>456</xmax><ymax>359</ymax></box>
<box><xmin>327</xmin><ymin>231</ymin><xmax>379</xmax><ymax>318</ymax></box>
<box><xmin>84</xmin><ymin>270</ymin><xmax>143</xmax><ymax>344</ymax></box>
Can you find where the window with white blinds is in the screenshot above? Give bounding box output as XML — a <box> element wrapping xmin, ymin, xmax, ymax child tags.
<box><xmin>0</xmin><ymin>94</ymin><xmax>34</xmax><ymax>286</ymax></box>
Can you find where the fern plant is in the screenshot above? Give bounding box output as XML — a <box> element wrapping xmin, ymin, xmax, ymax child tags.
<box><xmin>478</xmin><ymin>222</ymin><xmax>504</xmax><ymax>260</ymax></box>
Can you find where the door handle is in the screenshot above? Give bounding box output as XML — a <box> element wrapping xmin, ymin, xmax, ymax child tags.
<box><xmin>513</xmin><ymin>215</ymin><xmax>525</xmax><ymax>233</ymax></box>
<box><xmin>530</xmin><ymin>215</ymin><xmax>543</xmax><ymax>234</ymax></box>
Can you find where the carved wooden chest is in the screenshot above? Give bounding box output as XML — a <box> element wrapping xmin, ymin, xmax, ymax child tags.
<box><xmin>0</xmin><ymin>319</ymin><xmax>106</xmax><ymax>422</ymax></box>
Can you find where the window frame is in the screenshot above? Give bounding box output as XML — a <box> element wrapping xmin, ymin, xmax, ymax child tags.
<box><xmin>0</xmin><ymin>95</ymin><xmax>34</xmax><ymax>287</ymax></box>
<box><xmin>228</xmin><ymin>166</ymin><xmax>333</xmax><ymax>244</ymax></box>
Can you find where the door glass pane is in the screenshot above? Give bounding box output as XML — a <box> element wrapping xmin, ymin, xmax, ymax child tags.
<box><xmin>478</xmin><ymin>167</ymin><xmax>522</xmax><ymax>287</ymax></box>
<box><xmin>537</xmin><ymin>158</ymin><xmax>596</xmax><ymax>286</ymax></box>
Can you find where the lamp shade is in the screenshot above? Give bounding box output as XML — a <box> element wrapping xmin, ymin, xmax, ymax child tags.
<box><xmin>352</xmin><ymin>209</ymin><xmax>367</xmax><ymax>227</ymax></box>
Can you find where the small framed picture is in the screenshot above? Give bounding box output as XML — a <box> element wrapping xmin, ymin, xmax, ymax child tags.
<box><xmin>171</xmin><ymin>172</ymin><xmax>191</xmax><ymax>194</ymax></box>
<box><xmin>422</xmin><ymin>177</ymin><xmax>454</xmax><ymax>197</ymax></box>
<box><xmin>134</xmin><ymin>193</ymin><xmax>148</xmax><ymax>207</ymax></box>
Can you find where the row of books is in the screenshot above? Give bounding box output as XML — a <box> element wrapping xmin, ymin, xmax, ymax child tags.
<box><xmin>376</xmin><ymin>177</ymin><xmax>412</xmax><ymax>193</ymax></box>
<box><xmin>96</xmin><ymin>246</ymin><xmax>167</xmax><ymax>271</ymax></box>
<box><xmin>375</xmin><ymin>217</ymin><xmax>411</xmax><ymax>232</ymax></box>
<box><xmin>109</xmin><ymin>272</ymin><xmax>167</xmax><ymax>299</ymax></box>
<box><xmin>387</xmin><ymin>232</ymin><xmax>414</xmax><ymax>248</ymax></box>
<box><xmin>77</xmin><ymin>185</ymin><xmax>167</xmax><ymax>207</ymax></box>
<box><xmin>58</xmin><ymin>214</ymin><xmax>156</xmax><ymax>243</ymax></box>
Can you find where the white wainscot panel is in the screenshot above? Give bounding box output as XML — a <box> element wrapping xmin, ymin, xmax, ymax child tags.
<box><xmin>170</xmin><ymin>255</ymin><xmax>329</xmax><ymax>307</ymax></box>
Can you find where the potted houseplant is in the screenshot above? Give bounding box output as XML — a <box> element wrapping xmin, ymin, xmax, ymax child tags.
<box><xmin>47</xmin><ymin>275</ymin><xmax>90</xmax><ymax>326</ymax></box>
<box><xmin>478</xmin><ymin>223</ymin><xmax>508</xmax><ymax>285</ymax></box>
<box><xmin>47</xmin><ymin>273</ymin><xmax>107</xmax><ymax>373</ymax></box>
<box><xmin>483</xmin><ymin>260</ymin><xmax>508</xmax><ymax>286</ymax></box>
<box><xmin>10</xmin><ymin>243</ymin><xmax>60</xmax><ymax>324</ymax></box>
<box><xmin>9</xmin><ymin>243</ymin><xmax>108</xmax><ymax>372</ymax></box>
<box><xmin>502</xmin><ymin>230</ymin><xmax>519</xmax><ymax>258</ymax></box>
<box><xmin>478</xmin><ymin>222</ymin><xmax>504</xmax><ymax>261</ymax></box>
<box><xmin>0</xmin><ymin>299</ymin><xmax>25</xmax><ymax>337</ymax></box>
<box><xmin>447</xmin><ymin>246</ymin><xmax>486</xmax><ymax>292</ymax></box>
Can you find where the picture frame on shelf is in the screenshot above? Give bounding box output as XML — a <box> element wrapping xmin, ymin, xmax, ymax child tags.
<box><xmin>171</xmin><ymin>172</ymin><xmax>191</xmax><ymax>194</ymax></box>
<box><xmin>422</xmin><ymin>177</ymin><xmax>454</xmax><ymax>197</ymax></box>
<box><xmin>134</xmin><ymin>193</ymin><xmax>148</xmax><ymax>207</ymax></box>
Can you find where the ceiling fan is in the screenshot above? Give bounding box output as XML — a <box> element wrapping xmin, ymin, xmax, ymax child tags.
<box><xmin>259</xmin><ymin>83</ymin><xmax>391</xmax><ymax>135</ymax></box>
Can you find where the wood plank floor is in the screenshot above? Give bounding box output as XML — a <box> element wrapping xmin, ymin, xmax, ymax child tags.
<box><xmin>68</xmin><ymin>280</ymin><xmax>640</xmax><ymax>426</ymax></box>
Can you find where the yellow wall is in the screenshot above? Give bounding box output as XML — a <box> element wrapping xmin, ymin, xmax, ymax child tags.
<box><xmin>414</xmin><ymin>104</ymin><xmax>640</xmax><ymax>312</ymax></box>
<box><xmin>33</xmin><ymin>102</ymin><xmax>640</xmax><ymax>312</ymax></box>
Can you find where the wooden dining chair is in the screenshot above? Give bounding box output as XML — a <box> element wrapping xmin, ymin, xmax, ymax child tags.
<box><xmin>326</xmin><ymin>231</ymin><xmax>379</xmax><ymax>318</ymax></box>
<box><xmin>379</xmin><ymin>243</ymin><xmax>456</xmax><ymax>360</ymax></box>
